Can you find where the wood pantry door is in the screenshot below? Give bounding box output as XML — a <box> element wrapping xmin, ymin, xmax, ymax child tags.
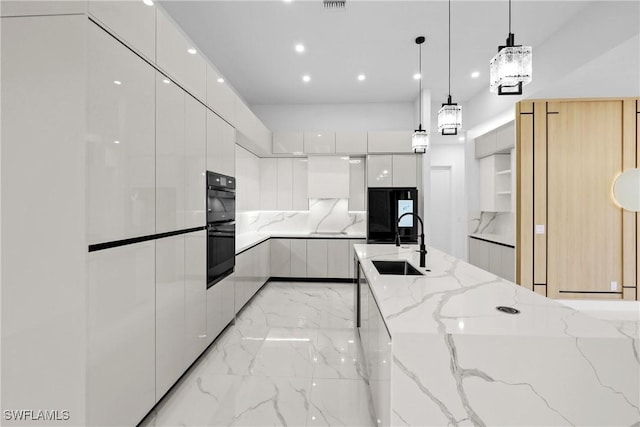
<box><xmin>547</xmin><ymin>101</ymin><xmax>623</xmax><ymax>297</ymax></box>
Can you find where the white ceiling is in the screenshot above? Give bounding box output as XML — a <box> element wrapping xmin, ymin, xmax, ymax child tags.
<box><xmin>160</xmin><ymin>0</ymin><xmax>602</xmax><ymax>106</ymax></box>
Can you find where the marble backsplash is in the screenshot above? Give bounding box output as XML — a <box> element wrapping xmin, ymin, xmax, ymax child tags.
<box><xmin>468</xmin><ymin>210</ymin><xmax>514</xmax><ymax>239</ymax></box>
<box><xmin>237</xmin><ymin>198</ymin><xmax>366</xmax><ymax>235</ymax></box>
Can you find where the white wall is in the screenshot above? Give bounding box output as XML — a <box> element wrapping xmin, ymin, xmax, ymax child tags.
<box><xmin>252</xmin><ymin>102</ymin><xmax>414</xmax><ymax>131</ymax></box>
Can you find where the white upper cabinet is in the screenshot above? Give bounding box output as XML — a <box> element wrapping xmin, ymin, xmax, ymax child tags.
<box><xmin>235</xmin><ymin>99</ymin><xmax>272</xmax><ymax>156</ymax></box>
<box><xmin>1</xmin><ymin>0</ymin><xmax>85</xmax><ymax>16</ymax></box>
<box><xmin>184</xmin><ymin>94</ymin><xmax>206</xmax><ymax>228</ymax></box>
<box><xmin>156</xmin><ymin>8</ymin><xmax>206</xmax><ymax>102</ymax></box>
<box><xmin>259</xmin><ymin>158</ymin><xmax>278</xmax><ymax>210</ymax></box>
<box><xmin>349</xmin><ymin>158</ymin><xmax>366</xmax><ymax>210</ymax></box>
<box><xmin>304</xmin><ymin>131</ymin><xmax>336</xmax><ymax>154</ymax></box>
<box><xmin>367</xmin><ymin>131</ymin><xmax>413</xmax><ymax>153</ymax></box>
<box><xmin>206</xmin><ymin>65</ymin><xmax>236</xmax><ymax>125</ymax></box>
<box><xmin>273</xmin><ymin>131</ymin><xmax>304</xmax><ymax>154</ymax></box>
<box><xmin>475</xmin><ymin>132</ymin><xmax>497</xmax><ymax>158</ymax></box>
<box><xmin>392</xmin><ymin>154</ymin><xmax>418</xmax><ymax>187</ymax></box>
<box><xmin>235</xmin><ymin>145</ymin><xmax>260</xmax><ymax>212</ymax></box>
<box><xmin>292</xmin><ymin>158</ymin><xmax>309</xmax><ymax>210</ymax></box>
<box><xmin>206</xmin><ymin>110</ymin><xmax>236</xmax><ymax>177</ymax></box>
<box><xmin>336</xmin><ymin>131</ymin><xmax>367</xmax><ymax>154</ymax></box>
<box><xmin>308</xmin><ymin>156</ymin><xmax>350</xmax><ymax>198</ymax></box>
<box><xmin>475</xmin><ymin>122</ymin><xmax>514</xmax><ymax>158</ymax></box>
<box><xmin>88</xmin><ymin>0</ymin><xmax>156</xmax><ymax>61</ymax></box>
<box><xmin>277</xmin><ymin>158</ymin><xmax>293</xmax><ymax>210</ymax></box>
<box><xmin>87</xmin><ymin>23</ymin><xmax>155</xmax><ymax>244</ymax></box>
<box><xmin>156</xmin><ymin>74</ymin><xmax>185</xmax><ymax>234</ymax></box>
<box><xmin>367</xmin><ymin>155</ymin><xmax>393</xmax><ymax>187</ymax></box>
<box><xmin>495</xmin><ymin>121</ymin><xmax>515</xmax><ymax>152</ymax></box>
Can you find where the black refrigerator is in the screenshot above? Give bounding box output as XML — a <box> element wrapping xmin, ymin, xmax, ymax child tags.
<box><xmin>367</xmin><ymin>187</ymin><xmax>418</xmax><ymax>244</ymax></box>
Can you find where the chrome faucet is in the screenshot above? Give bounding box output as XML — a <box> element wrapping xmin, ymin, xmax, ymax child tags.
<box><xmin>396</xmin><ymin>213</ymin><xmax>427</xmax><ymax>268</ymax></box>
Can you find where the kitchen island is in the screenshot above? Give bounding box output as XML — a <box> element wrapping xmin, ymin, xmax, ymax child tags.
<box><xmin>354</xmin><ymin>244</ymin><xmax>639</xmax><ymax>426</ymax></box>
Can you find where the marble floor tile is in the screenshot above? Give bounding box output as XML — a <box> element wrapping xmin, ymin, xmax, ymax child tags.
<box><xmin>313</xmin><ymin>329</ymin><xmax>367</xmax><ymax>380</ymax></box>
<box><xmin>250</xmin><ymin>327</ymin><xmax>319</xmax><ymax>378</ymax></box>
<box><xmin>307</xmin><ymin>378</ymin><xmax>376</xmax><ymax>427</ymax></box>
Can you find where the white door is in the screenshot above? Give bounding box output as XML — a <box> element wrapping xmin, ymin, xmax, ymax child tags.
<box><xmin>430</xmin><ymin>166</ymin><xmax>453</xmax><ymax>255</ymax></box>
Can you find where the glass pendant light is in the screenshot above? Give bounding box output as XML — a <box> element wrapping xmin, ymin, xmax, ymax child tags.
<box><xmin>489</xmin><ymin>0</ymin><xmax>532</xmax><ymax>95</ymax></box>
<box><xmin>412</xmin><ymin>36</ymin><xmax>428</xmax><ymax>154</ymax></box>
<box><xmin>437</xmin><ymin>0</ymin><xmax>462</xmax><ymax>135</ymax></box>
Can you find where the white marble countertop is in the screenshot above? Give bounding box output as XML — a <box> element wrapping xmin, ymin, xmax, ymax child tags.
<box><xmin>236</xmin><ymin>231</ymin><xmax>366</xmax><ymax>254</ymax></box>
<box><xmin>355</xmin><ymin>243</ymin><xmax>640</xmax><ymax>426</ymax></box>
<box><xmin>469</xmin><ymin>232</ymin><xmax>515</xmax><ymax>247</ymax></box>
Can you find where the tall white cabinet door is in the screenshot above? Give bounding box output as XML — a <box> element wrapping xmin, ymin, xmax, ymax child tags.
<box><xmin>206</xmin><ymin>65</ymin><xmax>236</xmax><ymax>125</ymax></box>
<box><xmin>273</xmin><ymin>131</ymin><xmax>303</xmax><ymax>154</ymax></box>
<box><xmin>349</xmin><ymin>158</ymin><xmax>366</xmax><ymax>210</ymax></box>
<box><xmin>156</xmin><ymin>74</ymin><xmax>185</xmax><ymax>233</ymax></box>
<box><xmin>500</xmin><ymin>246</ymin><xmax>515</xmax><ymax>282</ymax></box>
<box><xmin>260</xmin><ymin>158</ymin><xmax>278</xmax><ymax>210</ymax></box>
<box><xmin>220</xmin><ymin>273</ymin><xmax>236</xmax><ymax>325</ymax></box>
<box><xmin>336</xmin><ymin>131</ymin><xmax>367</xmax><ymax>154</ymax></box>
<box><xmin>367</xmin><ymin>155</ymin><xmax>392</xmax><ymax>187</ymax></box>
<box><xmin>206</xmin><ymin>281</ymin><xmax>224</xmax><ymax>344</ymax></box>
<box><xmin>307</xmin><ymin>239</ymin><xmax>328</xmax><ymax>278</ymax></box>
<box><xmin>155</xmin><ymin>236</ymin><xmax>186</xmax><ymax>400</ymax></box>
<box><xmin>304</xmin><ymin>131</ymin><xmax>336</xmax><ymax>153</ymax></box>
<box><xmin>221</xmin><ymin>120</ymin><xmax>236</xmax><ymax>177</ymax></box>
<box><xmin>88</xmin><ymin>0</ymin><xmax>156</xmax><ymax>61</ymax></box>
<box><xmin>185</xmin><ymin>94</ymin><xmax>206</xmax><ymax>227</ymax></box>
<box><xmin>234</xmin><ymin>249</ymin><xmax>252</xmax><ymax>312</ymax></box>
<box><xmin>392</xmin><ymin>155</ymin><xmax>418</xmax><ymax>187</ymax></box>
<box><xmin>270</xmin><ymin>239</ymin><xmax>291</xmax><ymax>277</ymax></box>
<box><xmin>88</xmin><ymin>242</ymin><xmax>155</xmax><ymax>427</ymax></box>
<box><xmin>292</xmin><ymin>158</ymin><xmax>309</xmax><ymax>210</ymax></box>
<box><xmin>88</xmin><ymin>23</ymin><xmax>155</xmax><ymax>244</ymax></box>
<box><xmin>327</xmin><ymin>239</ymin><xmax>349</xmax><ymax>278</ymax></box>
<box><xmin>290</xmin><ymin>239</ymin><xmax>307</xmax><ymax>278</ymax></box>
<box><xmin>184</xmin><ymin>231</ymin><xmax>207</xmax><ymax>365</ymax></box>
<box><xmin>207</xmin><ymin>110</ymin><xmax>236</xmax><ymax>177</ymax></box>
<box><xmin>277</xmin><ymin>158</ymin><xmax>293</xmax><ymax>210</ymax></box>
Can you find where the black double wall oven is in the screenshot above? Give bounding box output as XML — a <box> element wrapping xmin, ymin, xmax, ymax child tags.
<box><xmin>207</xmin><ymin>171</ymin><xmax>236</xmax><ymax>289</ymax></box>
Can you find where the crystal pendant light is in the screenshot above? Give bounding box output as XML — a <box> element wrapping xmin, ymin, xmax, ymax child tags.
<box><xmin>489</xmin><ymin>0</ymin><xmax>532</xmax><ymax>95</ymax></box>
<box><xmin>437</xmin><ymin>0</ymin><xmax>462</xmax><ymax>135</ymax></box>
<box><xmin>412</xmin><ymin>36</ymin><xmax>428</xmax><ymax>154</ymax></box>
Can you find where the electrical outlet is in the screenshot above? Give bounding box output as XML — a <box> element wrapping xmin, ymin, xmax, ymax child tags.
<box><xmin>611</xmin><ymin>281</ymin><xmax>618</xmax><ymax>291</ymax></box>
<box><xmin>535</xmin><ymin>224</ymin><xmax>545</xmax><ymax>234</ymax></box>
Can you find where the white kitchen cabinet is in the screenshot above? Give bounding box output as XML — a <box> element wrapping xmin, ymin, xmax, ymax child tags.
<box><xmin>495</xmin><ymin>122</ymin><xmax>515</xmax><ymax>152</ymax></box>
<box><xmin>304</xmin><ymin>131</ymin><xmax>336</xmax><ymax>153</ymax></box>
<box><xmin>348</xmin><ymin>239</ymin><xmax>366</xmax><ymax>278</ymax></box>
<box><xmin>500</xmin><ymin>246</ymin><xmax>515</xmax><ymax>282</ymax></box>
<box><xmin>468</xmin><ymin>237</ymin><xmax>515</xmax><ymax>282</ymax></box>
<box><xmin>474</xmin><ymin>132</ymin><xmax>497</xmax><ymax>159</ymax></box>
<box><xmin>308</xmin><ymin>156</ymin><xmax>350</xmax><ymax>198</ymax></box>
<box><xmin>88</xmin><ymin>0</ymin><xmax>156</xmax><ymax>61</ymax></box>
<box><xmin>307</xmin><ymin>239</ymin><xmax>329</xmax><ymax>278</ymax></box>
<box><xmin>292</xmin><ymin>158</ymin><xmax>309</xmax><ymax>210</ymax></box>
<box><xmin>207</xmin><ymin>110</ymin><xmax>236</xmax><ymax>177</ymax></box>
<box><xmin>88</xmin><ymin>22</ymin><xmax>155</xmax><ymax>245</ymax></box>
<box><xmin>234</xmin><ymin>249</ymin><xmax>251</xmax><ymax>313</ymax></box>
<box><xmin>349</xmin><ymin>158</ymin><xmax>366</xmax><ymax>211</ymax></box>
<box><xmin>184</xmin><ymin>94</ymin><xmax>207</xmax><ymax>228</ymax></box>
<box><xmin>236</xmin><ymin>242</ymin><xmax>270</xmax><ymax>313</ymax></box>
<box><xmin>328</xmin><ymin>239</ymin><xmax>350</xmax><ymax>278</ymax></box>
<box><xmin>468</xmin><ymin>237</ymin><xmax>490</xmax><ymax>271</ymax></box>
<box><xmin>336</xmin><ymin>131</ymin><xmax>368</xmax><ymax>154</ymax></box>
<box><xmin>392</xmin><ymin>154</ymin><xmax>418</xmax><ymax>187</ymax></box>
<box><xmin>273</xmin><ymin>131</ymin><xmax>304</xmax><ymax>154</ymax></box>
<box><xmin>270</xmin><ymin>239</ymin><xmax>291</xmax><ymax>277</ymax></box>
<box><xmin>155</xmin><ymin>236</ymin><xmax>186</xmax><ymax>400</ymax></box>
<box><xmin>367</xmin><ymin>131</ymin><xmax>412</xmax><ymax>153</ymax></box>
<box><xmin>489</xmin><ymin>242</ymin><xmax>501</xmax><ymax>277</ymax></box>
<box><xmin>219</xmin><ymin>273</ymin><xmax>236</xmax><ymax>327</ymax></box>
<box><xmin>206</xmin><ymin>281</ymin><xmax>224</xmax><ymax>346</ymax></box>
<box><xmin>236</xmin><ymin>145</ymin><xmax>261</xmax><ymax>212</ymax></box>
<box><xmin>480</xmin><ymin>154</ymin><xmax>511</xmax><ymax>212</ymax></box>
<box><xmin>184</xmin><ymin>231</ymin><xmax>207</xmax><ymax>364</ymax></box>
<box><xmin>1</xmin><ymin>0</ymin><xmax>85</xmax><ymax>16</ymax></box>
<box><xmin>259</xmin><ymin>158</ymin><xmax>278</xmax><ymax>210</ymax></box>
<box><xmin>156</xmin><ymin>74</ymin><xmax>186</xmax><ymax>233</ymax></box>
<box><xmin>156</xmin><ymin>8</ymin><xmax>206</xmax><ymax>102</ymax></box>
<box><xmin>257</xmin><ymin>240</ymin><xmax>271</xmax><ymax>291</ymax></box>
<box><xmin>290</xmin><ymin>239</ymin><xmax>308</xmax><ymax>277</ymax></box>
<box><xmin>367</xmin><ymin>155</ymin><xmax>393</xmax><ymax>187</ymax></box>
<box><xmin>277</xmin><ymin>158</ymin><xmax>293</xmax><ymax>210</ymax></box>
<box><xmin>235</xmin><ymin>99</ymin><xmax>273</xmax><ymax>157</ymax></box>
<box><xmin>206</xmin><ymin>64</ymin><xmax>236</xmax><ymax>125</ymax></box>
<box><xmin>88</xmin><ymin>242</ymin><xmax>155</xmax><ymax>427</ymax></box>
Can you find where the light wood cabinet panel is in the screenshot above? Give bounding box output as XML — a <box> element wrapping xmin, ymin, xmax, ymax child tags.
<box><xmin>88</xmin><ymin>0</ymin><xmax>156</xmax><ymax>61</ymax></box>
<box><xmin>304</xmin><ymin>131</ymin><xmax>336</xmax><ymax>153</ymax></box>
<box><xmin>336</xmin><ymin>131</ymin><xmax>367</xmax><ymax>154</ymax></box>
<box><xmin>270</xmin><ymin>239</ymin><xmax>291</xmax><ymax>277</ymax></box>
<box><xmin>290</xmin><ymin>239</ymin><xmax>307</xmax><ymax>278</ymax></box>
<box><xmin>547</xmin><ymin>101</ymin><xmax>623</xmax><ymax>296</ymax></box>
<box><xmin>516</xmin><ymin>107</ymin><xmax>534</xmax><ymax>290</ymax></box>
<box><xmin>273</xmin><ymin>131</ymin><xmax>304</xmax><ymax>154</ymax></box>
<box><xmin>392</xmin><ymin>154</ymin><xmax>418</xmax><ymax>187</ymax></box>
<box><xmin>533</xmin><ymin>103</ymin><xmax>547</xmax><ymax>286</ymax></box>
<box><xmin>367</xmin><ymin>155</ymin><xmax>393</xmax><ymax>187</ymax></box>
<box><xmin>307</xmin><ymin>239</ymin><xmax>328</xmax><ymax>278</ymax></box>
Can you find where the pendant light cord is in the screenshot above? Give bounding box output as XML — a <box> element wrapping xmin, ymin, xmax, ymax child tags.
<box><xmin>419</xmin><ymin>40</ymin><xmax>422</xmax><ymax>128</ymax></box>
<box><xmin>508</xmin><ymin>0</ymin><xmax>512</xmax><ymax>34</ymax></box>
<box><xmin>448</xmin><ymin>0</ymin><xmax>451</xmax><ymax>97</ymax></box>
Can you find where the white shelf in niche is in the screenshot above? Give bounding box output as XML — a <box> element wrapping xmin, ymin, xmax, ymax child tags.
<box><xmin>496</xmin><ymin>191</ymin><xmax>512</xmax><ymax>195</ymax></box>
<box><xmin>496</xmin><ymin>169</ymin><xmax>512</xmax><ymax>175</ymax></box>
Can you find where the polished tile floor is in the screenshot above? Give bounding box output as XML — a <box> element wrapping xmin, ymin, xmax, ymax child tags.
<box><xmin>140</xmin><ymin>282</ymin><xmax>375</xmax><ymax>427</ymax></box>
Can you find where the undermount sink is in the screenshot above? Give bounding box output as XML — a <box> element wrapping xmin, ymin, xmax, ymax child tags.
<box><xmin>372</xmin><ymin>260</ymin><xmax>423</xmax><ymax>276</ymax></box>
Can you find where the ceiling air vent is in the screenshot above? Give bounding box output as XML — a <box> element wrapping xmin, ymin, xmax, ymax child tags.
<box><xmin>323</xmin><ymin>0</ymin><xmax>346</xmax><ymax>11</ymax></box>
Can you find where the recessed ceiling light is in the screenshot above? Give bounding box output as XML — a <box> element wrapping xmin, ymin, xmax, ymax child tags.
<box><xmin>471</xmin><ymin>71</ymin><xmax>480</xmax><ymax>78</ymax></box>
<box><xmin>162</xmin><ymin>79</ymin><xmax>170</xmax><ymax>84</ymax></box>
<box><xmin>113</xmin><ymin>80</ymin><xmax>122</xmax><ymax>85</ymax></box>
<box><xmin>187</xmin><ymin>48</ymin><xmax>197</xmax><ymax>55</ymax></box>
<box><xmin>114</xmin><ymin>140</ymin><xmax>120</xmax><ymax>144</ymax></box>
<box><xmin>357</xmin><ymin>74</ymin><xmax>366</xmax><ymax>81</ymax></box>
<box><xmin>302</xmin><ymin>75</ymin><xmax>311</xmax><ymax>83</ymax></box>
<box><xmin>284</xmin><ymin>0</ymin><xmax>293</xmax><ymax>2</ymax></box>
<box><xmin>143</xmin><ymin>0</ymin><xmax>153</xmax><ymax>5</ymax></box>
<box><xmin>217</xmin><ymin>78</ymin><xmax>224</xmax><ymax>83</ymax></box>
<box><xmin>413</xmin><ymin>73</ymin><xmax>421</xmax><ymax>80</ymax></box>
<box><xmin>295</xmin><ymin>44</ymin><xmax>305</xmax><ymax>53</ymax></box>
